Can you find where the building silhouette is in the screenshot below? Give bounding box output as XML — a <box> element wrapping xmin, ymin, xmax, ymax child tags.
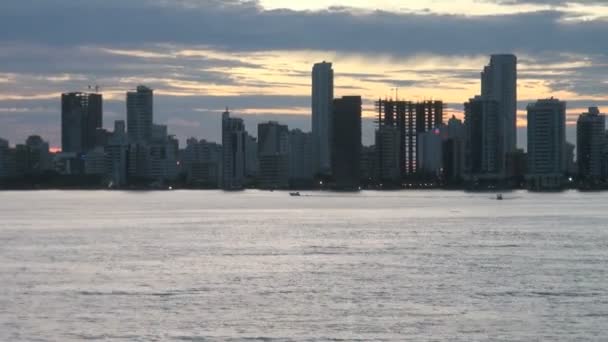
<box><xmin>465</xmin><ymin>95</ymin><xmax>503</xmax><ymax>180</ymax></box>
<box><xmin>577</xmin><ymin>107</ymin><xmax>606</xmax><ymax>184</ymax></box>
<box><xmin>84</xmin><ymin>147</ymin><xmax>106</xmax><ymax>176</ymax></box>
<box><xmin>417</xmin><ymin>128</ymin><xmax>444</xmax><ymax>176</ymax></box>
<box><xmin>221</xmin><ymin>109</ymin><xmax>247</xmax><ymax>189</ymax></box>
<box><xmin>14</xmin><ymin>136</ymin><xmax>52</xmax><ymax>177</ymax></box>
<box><xmin>375</xmin><ymin>100</ymin><xmax>444</xmax><ymax>177</ymax></box>
<box><xmin>127</xmin><ymin>86</ymin><xmax>153</xmax><ymax>144</ymax></box>
<box><xmin>61</xmin><ymin>92</ymin><xmax>103</xmax><ymax>153</ymax></box>
<box><xmin>375</xmin><ymin>125</ymin><xmax>400</xmax><ymax>184</ymax></box>
<box><xmin>526</xmin><ymin>98</ymin><xmax>566</xmax><ymax>190</ymax></box>
<box><xmin>0</xmin><ymin>138</ymin><xmax>16</xmax><ymax>179</ymax></box>
<box><xmin>245</xmin><ymin>134</ymin><xmax>258</xmax><ymax>184</ymax></box>
<box><xmin>182</xmin><ymin>138</ymin><xmax>222</xmax><ymax>188</ymax></box>
<box><xmin>332</xmin><ymin>96</ymin><xmax>362</xmax><ymax>190</ymax></box>
<box><xmin>462</xmin><ymin>54</ymin><xmax>518</xmax><ymax>185</ymax></box>
<box><xmin>482</xmin><ymin>54</ymin><xmax>517</xmax><ymax>154</ymax></box>
<box><xmin>360</xmin><ymin>145</ymin><xmax>377</xmax><ymax>186</ymax></box>
<box><xmin>443</xmin><ymin>115</ymin><xmax>466</xmax><ymax>184</ymax></box>
<box><xmin>105</xmin><ymin>120</ymin><xmax>129</xmax><ymax>186</ymax></box>
<box><xmin>312</xmin><ymin>61</ymin><xmax>334</xmax><ymax>176</ymax></box>
<box><xmin>257</xmin><ymin>121</ymin><xmax>289</xmax><ymax>189</ymax></box>
<box><xmin>288</xmin><ymin>129</ymin><xmax>314</xmax><ymax>188</ymax></box>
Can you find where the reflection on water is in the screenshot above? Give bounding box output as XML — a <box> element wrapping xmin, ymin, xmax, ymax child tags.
<box><xmin>1</xmin><ymin>190</ymin><xmax>607</xmax><ymax>341</ymax></box>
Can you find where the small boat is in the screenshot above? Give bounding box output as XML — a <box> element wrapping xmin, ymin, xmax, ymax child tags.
<box><xmin>496</xmin><ymin>194</ymin><xmax>503</xmax><ymax>200</ymax></box>
<box><xmin>289</xmin><ymin>192</ymin><xmax>301</xmax><ymax>197</ymax></box>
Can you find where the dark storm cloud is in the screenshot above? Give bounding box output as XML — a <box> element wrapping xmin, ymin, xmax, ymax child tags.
<box><xmin>0</xmin><ymin>44</ymin><xmax>260</xmax><ymax>85</ymax></box>
<box><xmin>0</xmin><ymin>0</ymin><xmax>607</xmax><ymax>56</ymax></box>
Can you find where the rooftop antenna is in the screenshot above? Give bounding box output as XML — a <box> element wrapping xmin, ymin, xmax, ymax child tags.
<box><xmin>391</xmin><ymin>87</ymin><xmax>399</xmax><ymax>101</ymax></box>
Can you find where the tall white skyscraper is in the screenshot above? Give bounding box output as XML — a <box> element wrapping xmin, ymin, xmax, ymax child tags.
<box><xmin>127</xmin><ymin>85</ymin><xmax>153</xmax><ymax>144</ymax></box>
<box><xmin>312</xmin><ymin>61</ymin><xmax>334</xmax><ymax>175</ymax></box>
<box><xmin>526</xmin><ymin>98</ymin><xmax>566</xmax><ymax>189</ymax></box>
<box><xmin>481</xmin><ymin>54</ymin><xmax>517</xmax><ymax>153</ymax></box>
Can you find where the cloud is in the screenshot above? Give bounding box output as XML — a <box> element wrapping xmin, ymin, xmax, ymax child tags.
<box><xmin>0</xmin><ymin>1</ymin><xmax>607</xmax><ymax>56</ymax></box>
<box><xmin>0</xmin><ymin>0</ymin><xmax>607</xmax><ymax>150</ymax></box>
<box><xmin>489</xmin><ymin>0</ymin><xmax>608</xmax><ymax>5</ymax></box>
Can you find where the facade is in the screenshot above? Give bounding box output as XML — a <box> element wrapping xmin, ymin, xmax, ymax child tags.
<box><xmin>375</xmin><ymin>125</ymin><xmax>401</xmax><ymax>183</ymax></box>
<box><xmin>245</xmin><ymin>134</ymin><xmax>258</xmax><ymax>182</ymax></box>
<box><xmin>11</xmin><ymin>136</ymin><xmax>52</xmax><ymax>177</ymax></box>
<box><xmin>506</xmin><ymin>149</ymin><xmax>528</xmax><ymax>186</ymax></box>
<box><xmin>127</xmin><ymin>85</ymin><xmax>153</xmax><ymax>144</ymax></box>
<box><xmin>146</xmin><ymin>139</ymin><xmax>178</xmax><ymax>182</ymax></box>
<box><xmin>182</xmin><ymin>138</ymin><xmax>222</xmax><ymax>187</ymax></box>
<box><xmin>52</xmin><ymin>152</ymin><xmax>80</xmax><ymax>175</ymax></box>
<box><xmin>0</xmin><ymin>138</ymin><xmax>16</xmax><ymax>179</ymax></box>
<box><xmin>443</xmin><ymin>116</ymin><xmax>466</xmax><ymax>183</ymax></box>
<box><xmin>464</xmin><ymin>96</ymin><xmax>504</xmax><ymax>180</ymax></box>
<box><xmin>577</xmin><ymin>107</ymin><xmax>606</xmax><ymax>183</ymax></box>
<box><xmin>417</xmin><ymin>128</ymin><xmax>443</xmax><ymax>176</ymax></box>
<box><xmin>125</xmin><ymin>127</ymin><xmax>178</xmax><ymax>184</ymax></box>
<box><xmin>526</xmin><ymin>98</ymin><xmax>566</xmax><ymax>190</ymax></box>
<box><xmin>221</xmin><ymin>109</ymin><xmax>247</xmax><ymax>189</ymax></box>
<box><xmin>151</xmin><ymin>124</ymin><xmax>168</xmax><ymax>143</ymax></box>
<box><xmin>127</xmin><ymin>144</ymin><xmax>149</xmax><ymax>181</ymax></box>
<box><xmin>565</xmin><ymin>142</ymin><xmax>576</xmax><ymax>176</ymax></box>
<box><xmin>105</xmin><ymin>121</ymin><xmax>129</xmax><ymax>186</ymax></box>
<box><xmin>481</xmin><ymin>54</ymin><xmax>517</xmax><ymax>154</ymax></box>
<box><xmin>312</xmin><ymin>61</ymin><xmax>334</xmax><ymax>175</ymax></box>
<box><xmin>375</xmin><ymin>100</ymin><xmax>444</xmax><ymax>176</ymax></box>
<box><xmin>84</xmin><ymin>147</ymin><xmax>107</xmax><ymax>176</ymax></box>
<box><xmin>61</xmin><ymin>92</ymin><xmax>103</xmax><ymax>153</ymax></box>
<box><xmin>288</xmin><ymin>129</ymin><xmax>314</xmax><ymax>187</ymax></box>
<box><xmin>360</xmin><ymin>145</ymin><xmax>377</xmax><ymax>186</ymax></box>
<box><xmin>332</xmin><ymin>96</ymin><xmax>362</xmax><ymax>190</ymax></box>
<box><xmin>258</xmin><ymin>121</ymin><xmax>289</xmax><ymax>189</ymax></box>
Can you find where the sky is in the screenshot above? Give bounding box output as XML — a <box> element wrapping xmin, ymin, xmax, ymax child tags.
<box><xmin>1</xmin><ymin>0</ymin><xmax>608</xmax><ymax>148</ymax></box>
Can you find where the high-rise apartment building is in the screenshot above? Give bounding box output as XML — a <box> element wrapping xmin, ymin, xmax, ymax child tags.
<box><xmin>375</xmin><ymin>125</ymin><xmax>401</xmax><ymax>183</ymax></box>
<box><xmin>332</xmin><ymin>96</ymin><xmax>362</xmax><ymax>190</ymax></box>
<box><xmin>182</xmin><ymin>138</ymin><xmax>222</xmax><ymax>187</ymax></box>
<box><xmin>222</xmin><ymin>109</ymin><xmax>247</xmax><ymax>189</ymax></box>
<box><xmin>245</xmin><ymin>134</ymin><xmax>258</xmax><ymax>182</ymax></box>
<box><xmin>443</xmin><ymin>116</ymin><xmax>466</xmax><ymax>183</ymax></box>
<box><xmin>465</xmin><ymin>96</ymin><xmax>503</xmax><ymax>179</ymax></box>
<box><xmin>61</xmin><ymin>92</ymin><xmax>103</xmax><ymax>153</ymax></box>
<box><xmin>481</xmin><ymin>54</ymin><xmax>517</xmax><ymax>153</ymax></box>
<box><xmin>257</xmin><ymin>121</ymin><xmax>289</xmax><ymax>189</ymax></box>
<box><xmin>577</xmin><ymin>107</ymin><xmax>606</xmax><ymax>183</ymax></box>
<box><xmin>0</xmin><ymin>138</ymin><xmax>15</xmax><ymax>179</ymax></box>
<box><xmin>526</xmin><ymin>98</ymin><xmax>566</xmax><ymax>189</ymax></box>
<box><xmin>105</xmin><ymin>120</ymin><xmax>129</xmax><ymax>186</ymax></box>
<box><xmin>312</xmin><ymin>61</ymin><xmax>334</xmax><ymax>175</ymax></box>
<box><xmin>375</xmin><ymin>100</ymin><xmax>444</xmax><ymax>176</ymax></box>
<box><xmin>14</xmin><ymin>135</ymin><xmax>52</xmax><ymax>176</ymax></box>
<box><xmin>288</xmin><ymin>129</ymin><xmax>314</xmax><ymax>187</ymax></box>
<box><xmin>127</xmin><ymin>85</ymin><xmax>153</xmax><ymax>144</ymax></box>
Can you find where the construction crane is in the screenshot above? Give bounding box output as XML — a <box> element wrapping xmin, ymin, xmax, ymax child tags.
<box><xmin>87</xmin><ymin>85</ymin><xmax>101</xmax><ymax>93</ymax></box>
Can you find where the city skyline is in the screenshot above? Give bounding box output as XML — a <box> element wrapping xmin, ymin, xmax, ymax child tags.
<box><xmin>1</xmin><ymin>0</ymin><xmax>607</xmax><ymax>148</ymax></box>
